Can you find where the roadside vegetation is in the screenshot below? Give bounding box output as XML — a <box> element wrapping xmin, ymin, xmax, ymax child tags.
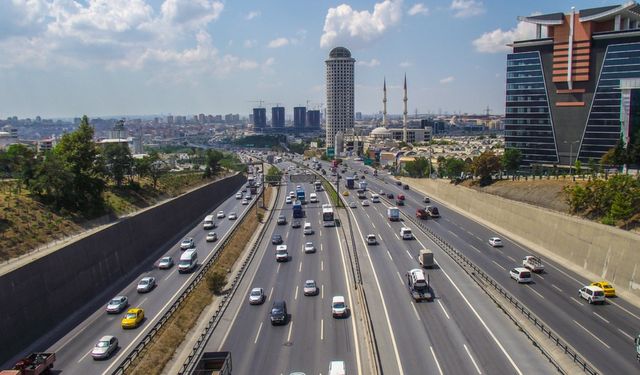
<box><xmin>127</xmin><ymin>187</ymin><xmax>273</xmax><ymax>375</ymax></box>
<box><xmin>0</xmin><ymin>116</ymin><xmax>245</xmax><ymax>262</ymax></box>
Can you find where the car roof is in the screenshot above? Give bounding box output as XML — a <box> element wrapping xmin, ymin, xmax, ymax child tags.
<box><xmin>128</xmin><ymin>308</ymin><xmax>142</xmax><ymax>313</ymax></box>
<box><xmin>141</xmin><ymin>276</ymin><xmax>153</xmax><ymax>281</ymax></box>
<box><xmin>305</xmin><ymin>279</ymin><xmax>315</xmax><ymax>284</ymax></box>
<box><xmin>585</xmin><ymin>285</ymin><xmax>604</xmax><ymax>291</ymax></box>
<box><xmin>332</xmin><ymin>295</ymin><xmax>345</xmax><ymax>303</ymax></box>
<box><xmin>491</xmin><ymin>237</ymin><xmax>501</xmax><ymax>240</ymax></box>
<box><xmin>513</xmin><ymin>267</ymin><xmax>529</xmax><ymax>272</ymax></box>
<box><xmin>99</xmin><ymin>335</ymin><xmax>115</xmax><ymax>341</ymax></box>
<box><xmin>251</xmin><ymin>287</ymin><xmax>263</xmax><ymax>292</ymax></box>
<box><xmin>112</xmin><ymin>295</ymin><xmax>126</xmax><ymax>300</ymax></box>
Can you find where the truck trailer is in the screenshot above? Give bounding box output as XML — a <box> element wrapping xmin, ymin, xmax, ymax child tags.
<box><xmin>387</xmin><ymin>207</ymin><xmax>400</xmax><ymax>221</ymax></box>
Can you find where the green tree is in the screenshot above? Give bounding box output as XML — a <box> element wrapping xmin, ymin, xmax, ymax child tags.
<box><xmin>472</xmin><ymin>151</ymin><xmax>502</xmax><ymax>186</ymax></box>
<box><xmin>445</xmin><ymin>158</ymin><xmax>466</xmax><ymax>178</ymax></box>
<box><xmin>28</xmin><ymin>153</ymin><xmax>74</xmax><ymax>208</ymax></box>
<box><xmin>0</xmin><ymin>144</ymin><xmax>36</xmax><ymax>182</ymax></box>
<box><xmin>205</xmin><ymin>149</ymin><xmax>224</xmax><ymax>174</ymax></box>
<box><xmin>588</xmin><ymin>158</ymin><xmax>597</xmax><ymax>177</ymax></box>
<box><xmin>574</xmin><ymin>159</ymin><xmax>582</xmax><ymax>175</ymax></box>
<box><xmin>403</xmin><ymin>157</ymin><xmax>430</xmax><ymax>177</ymax></box>
<box><xmin>146</xmin><ymin>151</ymin><xmax>169</xmax><ymax>189</ymax></box>
<box><xmin>609</xmin><ymin>192</ymin><xmax>634</xmax><ymax>224</ymax></box>
<box><xmin>501</xmin><ymin>148</ymin><xmax>522</xmax><ymax>176</ymax></box>
<box><xmin>102</xmin><ymin>143</ymin><xmax>133</xmax><ymax>187</ymax></box>
<box><xmin>53</xmin><ymin>115</ymin><xmax>105</xmax><ymax>211</ymax></box>
<box><xmin>266</xmin><ymin>166</ymin><xmax>283</xmax><ymax>185</ymax></box>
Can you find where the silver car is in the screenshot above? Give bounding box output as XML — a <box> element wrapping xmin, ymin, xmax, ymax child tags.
<box><xmin>206</xmin><ymin>232</ymin><xmax>218</xmax><ymax>242</ymax></box>
<box><xmin>303</xmin><ymin>280</ymin><xmax>318</xmax><ymax>296</ymax></box>
<box><xmin>106</xmin><ymin>296</ymin><xmax>128</xmax><ymax>313</ymax></box>
<box><xmin>304</xmin><ymin>242</ymin><xmax>315</xmax><ymax>254</ymax></box>
<box><xmin>229</xmin><ymin>212</ymin><xmax>237</xmax><ymax>220</ymax></box>
<box><xmin>137</xmin><ymin>277</ymin><xmax>156</xmax><ymax>293</ymax></box>
<box><xmin>249</xmin><ymin>287</ymin><xmax>265</xmax><ymax>305</ymax></box>
<box><xmin>158</xmin><ymin>257</ymin><xmax>173</xmax><ymax>269</ymax></box>
<box><xmin>91</xmin><ymin>335</ymin><xmax>118</xmax><ymax>360</ymax></box>
<box><xmin>180</xmin><ymin>238</ymin><xmax>194</xmax><ymax>250</ymax></box>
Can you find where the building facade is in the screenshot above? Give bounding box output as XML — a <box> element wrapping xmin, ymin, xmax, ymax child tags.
<box><xmin>506</xmin><ymin>2</ymin><xmax>640</xmax><ymax>166</ymax></box>
<box><xmin>307</xmin><ymin>110</ymin><xmax>321</xmax><ymax>129</ymax></box>
<box><xmin>253</xmin><ymin>108</ymin><xmax>267</xmax><ymax>130</ymax></box>
<box><xmin>294</xmin><ymin>107</ymin><xmax>306</xmax><ymax>130</ymax></box>
<box><xmin>325</xmin><ymin>47</ymin><xmax>355</xmax><ymax>148</ymax></box>
<box><xmin>271</xmin><ymin>106</ymin><xmax>285</xmax><ymax>128</ymax></box>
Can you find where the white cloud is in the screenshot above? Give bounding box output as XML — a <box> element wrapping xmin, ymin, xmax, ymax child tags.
<box><xmin>268</xmin><ymin>37</ymin><xmax>290</xmax><ymax>48</ymax></box>
<box><xmin>320</xmin><ymin>0</ymin><xmax>403</xmax><ymax>48</ymax></box>
<box><xmin>408</xmin><ymin>3</ymin><xmax>429</xmax><ymax>16</ymax></box>
<box><xmin>244</xmin><ymin>39</ymin><xmax>257</xmax><ymax>48</ymax></box>
<box><xmin>472</xmin><ymin>20</ymin><xmax>536</xmax><ymax>53</ymax></box>
<box><xmin>399</xmin><ymin>61</ymin><xmax>412</xmax><ymax>68</ymax></box>
<box><xmin>450</xmin><ymin>0</ymin><xmax>484</xmax><ymax>18</ymax></box>
<box><xmin>245</xmin><ymin>11</ymin><xmax>260</xmax><ymax>20</ymax></box>
<box><xmin>161</xmin><ymin>0</ymin><xmax>224</xmax><ymax>29</ymax></box>
<box><xmin>357</xmin><ymin>58</ymin><xmax>380</xmax><ymax>67</ymax></box>
<box><xmin>440</xmin><ymin>76</ymin><xmax>455</xmax><ymax>84</ymax></box>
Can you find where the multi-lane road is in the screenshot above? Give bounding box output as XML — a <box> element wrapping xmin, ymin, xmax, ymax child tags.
<box><xmin>44</xmin><ymin>179</ymin><xmax>260</xmax><ymax>374</ymax></box>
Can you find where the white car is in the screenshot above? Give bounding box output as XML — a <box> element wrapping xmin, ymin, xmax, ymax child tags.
<box><xmin>303</xmin><ymin>280</ymin><xmax>318</xmax><ymax>296</ymax></box>
<box><xmin>91</xmin><ymin>335</ymin><xmax>118</xmax><ymax>360</ymax></box>
<box><xmin>249</xmin><ymin>287</ymin><xmax>265</xmax><ymax>305</ymax></box>
<box><xmin>137</xmin><ymin>277</ymin><xmax>156</xmax><ymax>293</ymax></box>
<box><xmin>349</xmin><ymin>201</ymin><xmax>357</xmax><ymax>208</ymax></box>
<box><xmin>304</xmin><ymin>242</ymin><xmax>316</xmax><ymax>254</ymax></box>
<box><xmin>362</xmin><ymin>200</ymin><xmax>370</xmax><ymax>206</ymax></box>
<box><xmin>366</xmin><ymin>234</ymin><xmax>377</xmax><ymax>245</ymax></box>
<box><xmin>578</xmin><ymin>285</ymin><xmax>606</xmax><ymax>304</ymax></box>
<box><xmin>285</xmin><ymin>196</ymin><xmax>292</xmax><ymax>204</ymax></box>
<box><xmin>489</xmin><ymin>237</ymin><xmax>503</xmax><ymax>247</ymax></box>
<box><xmin>205</xmin><ymin>232</ymin><xmax>218</xmax><ymax>242</ymax></box>
<box><xmin>180</xmin><ymin>238</ymin><xmax>195</xmax><ymax>250</ymax></box>
<box><xmin>509</xmin><ymin>267</ymin><xmax>532</xmax><ymax>283</ymax></box>
<box><xmin>241</xmin><ymin>199</ymin><xmax>249</xmax><ymax>205</ymax></box>
<box><xmin>216</xmin><ymin>211</ymin><xmax>225</xmax><ymax>219</ymax></box>
<box><xmin>229</xmin><ymin>212</ymin><xmax>237</xmax><ymax>220</ymax></box>
<box><xmin>106</xmin><ymin>296</ymin><xmax>128</xmax><ymax>313</ymax></box>
<box><xmin>158</xmin><ymin>257</ymin><xmax>173</xmax><ymax>269</ymax></box>
<box><xmin>332</xmin><ymin>296</ymin><xmax>348</xmax><ymax>318</ymax></box>
<box><xmin>235</xmin><ymin>192</ymin><xmax>242</xmax><ymax>199</ymax></box>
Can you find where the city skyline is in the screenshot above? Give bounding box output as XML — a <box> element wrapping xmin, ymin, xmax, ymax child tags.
<box><xmin>0</xmin><ymin>0</ymin><xmax>619</xmax><ymax>119</ymax></box>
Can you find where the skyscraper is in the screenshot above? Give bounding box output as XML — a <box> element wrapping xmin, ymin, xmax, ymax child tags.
<box><xmin>306</xmin><ymin>110</ymin><xmax>321</xmax><ymax>129</ymax></box>
<box><xmin>253</xmin><ymin>108</ymin><xmax>266</xmax><ymax>131</ymax></box>
<box><xmin>294</xmin><ymin>107</ymin><xmax>306</xmax><ymax>130</ymax></box>
<box><xmin>325</xmin><ymin>47</ymin><xmax>355</xmax><ymax>149</ymax></box>
<box><xmin>506</xmin><ymin>2</ymin><xmax>640</xmax><ymax>166</ymax></box>
<box><xmin>271</xmin><ymin>106</ymin><xmax>285</xmax><ymax>128</ymax></box>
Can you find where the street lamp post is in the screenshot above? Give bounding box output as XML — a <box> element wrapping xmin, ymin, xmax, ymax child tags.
<box><xmin>563</xmin><ymin>140</ymin><xmax>580</xmax><ymax>175</ymax></box>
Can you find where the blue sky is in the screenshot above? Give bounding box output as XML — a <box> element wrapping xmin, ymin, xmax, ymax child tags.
<box><xmin>0</xmin><ymin>0</ymin><xmax>622</xmax><ymax>119</ymax></box>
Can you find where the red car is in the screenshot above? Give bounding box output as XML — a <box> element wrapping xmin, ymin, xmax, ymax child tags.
<box><xmin>397</xmin><ymin>194</ymin><xmax>405</xmax><ymax>200</ymax></box>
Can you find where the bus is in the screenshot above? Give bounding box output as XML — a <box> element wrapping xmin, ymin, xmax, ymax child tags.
<box><xmin>247</xmin><ymin>176</ymin><xmax>255</xmax><ymax>187</ymax></box>
<box><xmin>322</xmin><ymin>204</ymin><xmax>335</xmax><ymax>227</ymax></box>
<box><xmin>314</xmin><ymin>181</ymin><xmax>322</xmax><ymax>192</ymax></box>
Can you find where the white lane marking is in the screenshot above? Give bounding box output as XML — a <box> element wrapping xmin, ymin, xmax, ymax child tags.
<box><xmin>394</xmin><ymin>233</ymin><xmax>400</xmax><ymax>240</ymax></box>
<box><xmin>411</xmin><ymin>303</ymin><xmax>421</xmax><ymax>321</ymax></box>
<box><xmin>438</xmin><ymin>301</ymin><xmax>450</xmax><ymax>320</ymax></box>
<box><xmin>277</xmin><ymin>263</ymin><xmax>281</xmax><ymax>274</ymax></box>
<box><xmin>372</xmin><ymin>222</ymin><xmax>376</xmax><ymax>229</ymax></box>
<box><xmin>138</xmin><ymin>297</ymin><xmax>148</xmax><ymax>307</ymax></box>
<box><xmin>570</xmin><ymin>297</ymin><xmax>583</xmax><ymax>305</ymax></box>
<box><xmin>321</xmin><ymin>260</ymin><xmax>324</xmax><ymax>271</ymax></box>
<box><xmin>254</xmin><ymin>322</ymin><xmax>263</xmax><ymax>344</ymax></box>
<box><xmin>299</xmin><ymin>261</ymin><xmax>302</xmax><ymax>273</ymax></box>
<box><xmin>77</xmin><ymin>349</ymin><xmax>92</xmax><ymax>363</ymax></box>
<box><xmin>164</xmin><ymin>269</ymin><xmax>177</xmax><ymax>281</ymax></box>
<box><xmin>506</xmin><ymin>256</ymin><xmax>516</xmax><ymax>262</ymax></box>
<box><xmin>321</xmin><ymin>243</ymin><xmax>324</xmax><ymax>252</ymax></box>
<box><xmin>491</xmin><ymin>260</ymin><xmax>506</xmax><ymax>271</ymax></box>
<box><xmin>386</xmin><ymin>222</ymin><xmax>392</xmax><ymax>229</ymax></box>
<box><xmin>405</xmin><ymin>249</ymin><xmax>413</xmax><ymax>260</ymax></box>
<box><xmin>527</xmin><ymin>286</ymin><xmax>545</xmax><ymax>300</ymax></box>
<box><xmin>464</xmin><ymin>344</ymin><xmax>482</xmax><ymax>374</ymax></box>
<box><xmin>387</xmin><ymin>250</ymin><xmax>393</xmax><ymax>260</ymax></box>
<box><xmin>607</xmin><ymin>299</ymin><xmax>640</xmax><ymax>321</ymax></box>
<box><xmin>593</xmin><ymin>312</ymin><xmax>609</xmax><ymax>324</ymax></box>
<box><xmin>351</xmin><ymin>203</ymin><xmax>404</xmax><ymax>375</ymax></box>
<box><xmin>447</xmin><ymin>230</ymin><xmax>459</xmax><ymax>238</ymax></box>
<box><xmin>551</xmin><ymin>284</ymin><xmax>563</xmax><ymax>292</ymax></box>
<box><xmin>295</xmin><ymin>285</ymin><xmax>299</xmax><ymax>300</ymax></box>
<box><xmin>321</xmin><ymin>319</ymin><xmax>324</xmax><ymax>340</ymax></box>
<box><xmin>287</xmin><ymin>322</ymin><xmax>294</xmax><ymax>342</ymax></box>
<box><xmin>469</xmin><ymin>245</ymin><xmax>481</xmax><ymax>254</ymax></box>
<box><xmin>397</xmin><ymin>271</ymin><xmax>404</xmax><ymax>286</ymax></box>
<box><xmin>573</xmin><ymin>320</ymin><xmax>611</xmax><ymax>349</ymax></box>
<box><xmin>430</xmin><ymin>346</ymin><xmax>444</xmax><ymax>375</ymax></box>
<box><xmin>618</xmin><ymin>328</ymin><xmax>634</xmax><ymax>341</ymax></box>
<box><xmin>321</xmin><ymin>284</ymin><xmax>324</xmax><ymax>299</ymax></box>
<box><xmin>536</xmin><ymin>274</ymin><xmax>545</xmax><ymax>280</ymax></box>
<box><xmin>269</xmin><ymin>287</ymin><xmax>274</xmax><ymax>301</ymax></box>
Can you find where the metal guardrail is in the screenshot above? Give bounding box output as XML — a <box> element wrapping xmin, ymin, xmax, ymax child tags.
<box><xmin>178</xmin><ymin>183</ymin><xmax>280</xmax><ymax>374</ymax></box>
<box><xmin>111</xmin><ymin>183</ymin><xmax>265</xmax><ymax>375</ymax></box>
<box><xmin>399</xmin><ymin>207</ymin><xmax>599</xmax><ymax>375</ymax></box>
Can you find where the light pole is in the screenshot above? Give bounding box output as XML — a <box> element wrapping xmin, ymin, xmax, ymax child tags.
<box><xmin>563</xmin><ymin>140</ymin><xmax>580</xmax><ymax>175</ymax></box>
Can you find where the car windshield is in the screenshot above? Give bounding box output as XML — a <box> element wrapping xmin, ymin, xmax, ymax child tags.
<box><xmin>161</xmin><ymin>258</ymin><xmax>170</xmax><ymax>262</ymax></box>
<box><xmin>333</xmin><ymin>302</ymin><xmax>345</xmax><ymax>309</ymax></box>
<box><xmin>305</xmin><ymin>282</ymin><xmax>315</xmax><ymax>288</ymax></box>
<box><xmin>125</xmin><ymin>313</ymin><xmax>137</xmax><ymax>319</ymax></box>
<box><xmin>182</xmin><ymin>240</ymin><xmax>190</xmax><ymax>244</ymax></box>
<box><xmin>522</xmin><ymin>272</ymin><xmax>531</xmax><ymax>278</ymax></box>
<box><xmin>110</xmin><ymin>299</ymin><xmax>122</xmax><ymax>305</ymax></box>
<box><xmin>251</xmin><ymin>290</ymin><xmax>261</xmax><ymax>296</ymax></box>
<box><xmin>272</xmin><ymin>308</ymin><xmax>282</xmax><ymax>314</ymax></box>
<box><xmin>276</xmin><ymin>250</ymin><xmax>287</xmax><ymax>254</ymax></box>
<box><xmin>594</xmin><ymin>291</ymin><xmax>605</xmax><ymax>296</ymax></box>
<box><xmin>139</xmin><ymin>280</ymin><xmax>148</xmax><ymax>285</ymax></box>
<box><xmin>602</xmin><ymin>283</ymin><xmax>611</xmax><ymax>289</ymax></box>
<box><xmin>96</xmin><ymin>340</ymin><xmax>109</xmax><ymax>348</ymax></box>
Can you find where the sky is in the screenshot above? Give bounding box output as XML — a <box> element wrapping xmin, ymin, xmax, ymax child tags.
<box><xmin>0</xmin><ymin>0</ymin><xmax>624</xmax><ymax>119</ymax></box>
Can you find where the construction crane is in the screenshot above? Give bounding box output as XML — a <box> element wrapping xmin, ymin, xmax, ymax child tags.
<box><xmin>246</xmin><ymin>100</ymin><xmax>265</xmax><ymax>108</ymax></box>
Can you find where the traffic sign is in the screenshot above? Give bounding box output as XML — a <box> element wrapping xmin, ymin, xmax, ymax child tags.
<box><xmin>290</xmin><ymin>174</ymin><xmax>317</xmax><ymax>183</ymax></box>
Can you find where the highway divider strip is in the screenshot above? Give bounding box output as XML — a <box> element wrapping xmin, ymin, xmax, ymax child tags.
<box><xmin>394</xmin><ymin>198</ymin><xmax>600</xmax><ymax>375</ymax></box>
<box><xmin>111</xmin><ymin>181</ymin><xmax>266</xmax><ymax>375</ymax></box>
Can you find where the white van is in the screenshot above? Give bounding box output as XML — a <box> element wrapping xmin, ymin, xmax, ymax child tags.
<box><xmin>203</xmin><ymin>215</ymin><xmax>215</xmax><ymax>230</ymax></box>
<box><xmin>309</xmin><ymin>193</ymin><xmax>318</xmax><ymax>203</ymax></box>
<box><xmin>328</xmin><ymin>360</ymin><xmax>346</xmax><ymax>375</ymax></box>
<box><xmin>178</xmin><ymin>249</ymin><xmax>198</xmax><ymax>273</ymax></box>
<box><xmin>304</xmin><ymin>222</ymin><xmax>314</xmax><ymax>235</ymax></box>
<box><xmin>400</xmin><ymin>227</ymin><xmax>413</xmax><ymax>240</ymax></box>
<box><xmin>275</xmin><ymin>245</ymin><xmax>289</xmax><ymax>262</ymax></box>
<box><xmin>370</xmin><ymin>194</ymin><xmax>380</xmax><ymax>203</ymax></box>
<box><xmin>509</xmin><ymin>267</ymin><xmax>532</xmax><ymax>283</ymax></box>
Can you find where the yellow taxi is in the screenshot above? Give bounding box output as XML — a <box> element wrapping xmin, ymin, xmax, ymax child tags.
<box><xmin>342</xmin><ymin>191</ymin><xmax>349</xmax><ymax>196</ymax></box>
<box><xmin>121</xmin><ymin>308</ymin><xmax>145</xmax><ymax>329</ymax></box>
<box><xmin>591</xmin><ymin>281</ymin><xmax>616</xmax><ymax>297</ymax></box>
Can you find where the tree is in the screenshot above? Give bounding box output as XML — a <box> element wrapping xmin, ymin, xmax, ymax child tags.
<box><xmin>266</xmin><ymin>166</ymin><xmax>283</xmax><ymax>185</ymax></box>
<box><xmin>28</xmin><ymin>153</ymin><xmax>74</xmax><ymax>208</ymax></box>
<box><xmin>102</xmin><ymin>143</ymin><xmax>133</xmax><ymax>187</ymax></box>
<box><xmin>574</xmin><ymin>159</ymin><xmax>582</xmax><ymax>175</ymax></box>
<box><xmin>403</xmin><ymin>157</ymin><xmax>430</xmax><ymax>178</ymax></box>
<box><xmin>601</xmin><ymin>141</ymin><xmax>626</xmax><ymax>169</ymax></box>
<box><xmin>205</xmin><ymin>149</ymin><xmax>224</xmax><ymax>174</ymax></box>
<box><xmin>0</xmin><ymin>144</ymin><xmax>36</xmax><ymax>182</ymax></box>
<box><xmin>501</xmin><ymin>148</ymin><xmax>522</xmax><ymax>176</ymax></box>
<box><xmin>472</xmin><ymin>151</ymin><xmax>502</xmax><ymax>186</ymax></box>
<box><xmin>146</xmin><ymin>151</ymin><xmax>169</xmax><ymax>189</ymax></box>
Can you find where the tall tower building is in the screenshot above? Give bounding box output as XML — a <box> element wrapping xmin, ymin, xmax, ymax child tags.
<box><xmin>271</xmin><ymin>106</ymin><xmax>285</xmax><ymax>128</ymax></box>
<box><xmin>403</xmin><ymin>74</ymin><xmax>408</xmax><ymax>143</ymax></box>
<box><xmin>383</xmin><ymin>77</ymin><xmax>388</xmax><ymax>127</ymax></box>
<box><xmin>306</xmin><ymin>110</ymin><xmax>321</xmax><ymax>129</ymax></box>
<box><xmin>294</xmin><ymin>107</ymin><xmax>306</xmax><ymax>130</ymax></box>
<box><xmin>325</xmin><ymin>47</ymin><xmax>355</xmax><ymax>149</ymax></box>
<box><xmin>253</xmin><ymin>108</ymin><xmax>266</xmax><ymax>131</ymax></box>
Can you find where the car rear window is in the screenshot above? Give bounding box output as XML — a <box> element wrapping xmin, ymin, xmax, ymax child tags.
<box><xmin>594</xmin><ymin>290</ymin><xmax>605</xmax><ymax>297</ymax></box>
<box><xmin>521</xmin><ymin>272</ymin><xmax>531</xmax><ymax>278</ymax></box>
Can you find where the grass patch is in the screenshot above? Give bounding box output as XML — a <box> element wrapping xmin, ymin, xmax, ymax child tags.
<box><xmin>126</xmin><ymin>187</ymin><xmax>273</xmax><ymax>375</ymax></box>
<box><xmin>321</xmin><ymin>178</ymin><xmax>343</xmax><ymax>208</ymax></box>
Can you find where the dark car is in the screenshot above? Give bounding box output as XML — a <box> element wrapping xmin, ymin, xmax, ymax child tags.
<box><xmin>395</xmin><ymin>180</ymin><xmax>402</xmax><ymax>186</ymax></box>
<box><xmin>387</xmin><ymin>193</ymin><xmax>394</xmax><ymax>199</ymax></box>
<box><xmin>416</xmin><ymin>208</ymin><xmax>429</xmax><ymax>219</ymax></box>
<box><xmin>396</xmin><ymin>199</ymin><xmax>405</xmax><ymax>206</ymax></box>
<box><xmin>277</xmin><ymin>215</ymin><xmax>287</xmax><ymax>225</ymax></box>
<box><xmin>271</xmin><ymin>234</ymin><xmax>283</xmax><ymax>245</ymax></box>
<box><xmin>291</xmin><ymin>220</ymin><xmax>301</xmax><ymax>228</ymax></box>
<box><xmin>403</xmin><ymin>184</ymin><xmax>410</xmax><ymax>190</ymax></box>
<box><xmin>270</xmin><ymin>300</ymin><xmax>288</xmax><ymax>325</ymax></box>
<box><xmin>427</xmin><ymin>206</ymin><xmax>440</xmax><ymax>218</ymax></box>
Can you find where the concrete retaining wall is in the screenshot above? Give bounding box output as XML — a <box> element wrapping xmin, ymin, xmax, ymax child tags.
<box><xmin>0</xmin><ymin>174</ymin><xmax>245</xmax><ymax>365</ymax></box>
<box><xmin>406</xmin><ymin>178</ymin><xmax>640</xmax><ymax>300</ymax></box>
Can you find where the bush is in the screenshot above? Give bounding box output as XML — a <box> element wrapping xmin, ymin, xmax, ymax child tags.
<box><xmin>206</xmin><ymin>269</ymin><xmax>227</xmax><ymax>295</ymax></box>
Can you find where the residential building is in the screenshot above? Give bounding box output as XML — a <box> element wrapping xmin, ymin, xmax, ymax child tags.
<box><xmin>271</xmin><ymin>106</ymin><xmax>285</xmax><ymax>128</ymax></box>
<box><xmin>326</xmin><ymin>47</ymin><xmax>355</xmax><ymax>148</ymax></box>
<box><xmin>253</xmin><ymin>108</ymin><xmax>266</xmax><ymax>130</ymax></box>
<box><xmin>294</xmin><ymin>107</ymin><xmax>306</xmax><ymax>130</ymax></box>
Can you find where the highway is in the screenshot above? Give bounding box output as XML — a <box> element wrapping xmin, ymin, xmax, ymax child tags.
<box><xmin>205</xmin><ymin>162</ymin><xmax>361</xmax><ymax>374</ymax></box>
<box><xmin>45</xmin><ymin>179</ymin><xmax>260</xmax><ymax>374</ymax></box>
<box><xmin>339</xmin><ymin>158</ymin><xmax>640</xmax><ymax>374</ymax></box>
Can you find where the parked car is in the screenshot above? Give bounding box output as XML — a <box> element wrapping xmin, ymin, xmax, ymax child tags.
<box><xmin>91</xmin><ymin>335</ymin><xmax>118</xmax><ymax>360</ymax></box>
<box><xmin>106</xmin><ymin>296</ymin><xmax>128</xmax><ymax>313</ymax></box>
<box><xmin>249</xmin><ymin>287</ymin><xmax>266</xmax><ymax>305</ymax></box>
<box><xmin>158</xmin><ymin>256</ymin><xmax>174</xmax><ymax>269</ymax></box>
<box><xmin>180</xmin><ymin>238</ymin><xmax>195</xmax><ymax>250</ymax></box>
<box><xmin>489</xmin><ymin>237</ymin><xmax>503</xmax><ymax>247</ymax></box>
<box><xmin>303</xmin><ymin>280</ymin><xmax>319</xmax><ymax>296</ymax></box>
<box><xmin>591</xmin><ymin>281</ymin><xmax>616</xmax><ymax>297</ymax></box>
<box><xmin>137</xmin><ymin>277</ymin><xmax>156</xmax><ymax>293</ymax></box>
<box><xmin>578</xmin><ymin>285</ymin><xmax>606</xmax><ymax>304</ymax></box>
<box><xmin>205</xmin><ymin>232</ymin><xmax>218</xmax><ymax>242</ymax></box>
<box><xmin>121</xmin><ymin>308</ymin><xmax>144</xmax><ymax>329</ymax></box>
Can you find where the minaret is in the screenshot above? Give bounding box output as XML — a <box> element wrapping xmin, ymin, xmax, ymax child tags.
<box><xmin>382</xmin><ymin>77</ymin><xmax>388</xmax><ymax>128</ymax></box>
<box><xmin>402</xmin><ymin>73</ymin><xmax>408</xmax><ymax>143</ymax></box>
